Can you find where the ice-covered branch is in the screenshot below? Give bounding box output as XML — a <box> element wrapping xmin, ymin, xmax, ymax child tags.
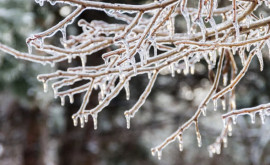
<box><xmin>1</xmin><ymin>0</ymin><xmax>270</xmax><ymax>160</ymax></box>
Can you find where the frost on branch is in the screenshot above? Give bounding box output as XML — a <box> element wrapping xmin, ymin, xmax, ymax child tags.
<box><xmin>1</xmin><ymin>0</ymin><xmax>270</xmax><ymax>160</ymax></box>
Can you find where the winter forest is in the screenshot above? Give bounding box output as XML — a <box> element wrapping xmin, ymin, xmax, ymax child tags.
<box><xmin>1</xmin><ymin>0</ymin><xmax>270</xmax><ymax>165</ymax></box>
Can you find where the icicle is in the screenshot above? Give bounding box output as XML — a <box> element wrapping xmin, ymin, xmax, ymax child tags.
<box><xmin>213</xmin><ymin>99</ymin><xmax>217</xmax><ymax>111</ymax></box>
<box><xmin>124</xmin><ymin>82</ymin><xmax>130</xmax><ymax>100</ymax></box>
<box><xmin>125</xmin><ymin>113</ymin><xmax>131</xmax><ymax>129</ymax></box>
<box><xmin>222</xmin><ymin>118</ymin><xmax>227</xmax><ymax>127</ymax></box>
<box><xmin>190</xmin><ymin>64</ymin><xmax>195</xmax><ymax>75</ymax></box>
<box><xmin>60</xmin><ymin>96</ymin><xmax>65</xmax><ymax>106</ymax></box>
<box><xmin>212</xmin><ymin>51</ymin><xmax>217</xmax><ymax>64</ymax></box>
<box><xmin>222</xmin><ymin>99</ymin><xmax>226</xmax><ymax>110</ymax></box>
<box><xmin>223</xmin><ymin>136</ymin><xmax>228</xmax><ymax>148</ymax></box>
<box><xmin>177</xmin><ymin>134</ymin><xmax>183</xmax><ymax>152</ymax></box>
<box><xmin>196</xmin><ymin>131</ymin><xmax>202</xmax><ymax>147</ymax></box>
<box><xmin>260</xmin><ymin>110</ymin><xmax>265</xmax><ymax>124</ymax></box>
<box><xmin>48</xmin><ymin>0</ymin><xmax>56</xmax><ymax>5</ymax></box>
<box><xmin>53</xmin><ymin>88</ymin><xmax>57</xmax><ymax>96</ymax></box>
<box><xmin>69</xmin><ymin>94</ymin><xmax>74</xmax><ymax>104</ymax></box>
<box><xmin>266</xmin><ymin>39</ymin><xmax>270</xmax><ymax>59</ymax></box>
<box><xmin>250</xmin><ymin>112</ymin><xmax>256</xmax><ymax>124</ymax></box>
<box><xmin>50</xmin><ymin>62</ymin><xmax>55</xmax><ymax>67</ymax></box>
<box><xmin>94</xmin><ymin>84</ymin><xmax>98</xmax><ymax>90</ymax></box>
<box><xmin>181</xmin><ymin>2</ymin><xmax>191</xmax><ymax>35</ymax></box>
<box><xmin>209</xmin><ymin>18</ymin><xmax>218</xmax><ymax>40</ymax></box>
<box><xmin>184</xmin><ymin>57</ymin><xmax>189</xmax><ymax>75</ymax></box>
<box><xmin>215</xmin><ymin>143</ymin><xmax>221</xmax><ymax>154</ymax></box>
<box><xmin>37</xmin><ymin>37</ymin><xmax>44</xmax><ymax>49</ymax></box>
<box><xmin>80</xmin><ymin>116</ymin><xmax>85</xmax><ymax>128</ymax></box>
<box><xmin>84</xmin><ymin>115</ymin><xmax>88</xmax><ymax>123</ymax></box>
<box><xmin>68</xmin><ymin>55</ymin><xmax>72</xmax><ymax>63</ymax></box>
<box><xmin>138</xmin><ymin>49</ymin><xmax>145</xmax><ymax>66</ymax></box>
<box><xmin>130</xmin><ymin>58</ymin><xmax>137</xmax><ymax>74</ymax></box>
<box><xmin>233</xmin><ymin>21</ymin><xmax>240</xmax><ymax>42</ymax></box>
<box><xmin>196</xmin><ymin>17</ymin><xmax>206</xmax><ymax>41</ymax></box>
<box><xmin>232</xmin><ymin>115</ymin><xmax>237</xmax><ymax>125</ymax></box>
<box><xmin>72</xmin><ymin>116</ymin><xmax>78</xmax><ymax>126</ymax></box>
<box><xmin>157</xmin><ymin>150</ymin><xmax>162</xmax><ymax>160</ymax></box>
<box><xmin>231</xmin><ymin>99</ymin><xmax>236</xmax><ymax>110</ymax></box>
<box><xmin>232</xmin><ymin>47</ymin><xmax>237</xmax><ymax>55</ymax></box>
<box><xmin>201</xmin><ymin>106</ymin><xmax>206</xmax><ymax>116</ymax></box>
<box><xmin>148</xmin><ymin>72</ymin><xmax>151</xmax><ymax>79</ymax></box>
<box><xmin>27</xmin><ymin>42</ymin><xmax>32</xmax><ymax>55</ymax></box>
<box><xmin>246</xmin><ymin>44</ymin><xmax>251</xmax><ymax>52</ymax></box>
<box><xmin>239</xmin><ymin>49</ymin><xmax>245</xmax><ymax>65</ymax></box>
<box><xmin>177</xmin><ymin>69</ymin><xmax>181</xmax><ymax>74</ymax></box>
<box><xmin>208</xmin><ymin>146</ymin><xmax>214</xmax><ymax>158</ymax></box>
<box><xmin>35</xmin><ymin>0</ymin><xmax>44</xmax><ymax>6</ymax></box>
<box><xmin>228</xmin><ymin>123</ymin><xmax>232</xmax><ymax>136</ymax></box>
<box><xmin>92</xmin><ymin>113</ymin><xmax>98</xmax><ymax>130</ymax></box>
<box><xmin>80</xmin><ymin>54</ymin><xmax>87</xmax><ymax>70</ymax></box>
<box><xmin>170</xmin><ymin>63</ymin><xmax>175</xmax><ymax>77</ymax></box>
<box><xmin>43</xmin><ymin>80</ymin><xmax>48</xmax><ymax>93</ymax></box>
<box><xmin>151</xmin><ymin>148</ymin><xmax>156</xmax><ymax>156</ymax></box>
<box><xmin>168</xmin><ymin>16</ymin><xmax>175</xmax><ymax>38</ymax></box>
<box><xmin>61</xmin><ymin>25</ymin><xmax>67</xmax><ymax>41</ymax></box>
<box><xmin>246</xmin><ymin>15</ymin><xmax>251</xmax><ymax>28</ymax></box>
<box><xmin>256</xmin><ymin>45</ymin><xmax>264</xmax><ymax>71</ymax></box>
<box><xmin>123</xmin><ymin>39</ymin><xmax>130</xmax><ymax>57</ymax></box>
<box><xmin>153</xmin><ymin>37</ymin><xmax>158</xmax><ymax>57</ymax></box>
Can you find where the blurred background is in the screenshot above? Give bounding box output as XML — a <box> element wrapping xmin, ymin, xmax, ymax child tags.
<box><xmin>1</xmin><ymin>0</ymin><xmax>270</xmax><ymax>165</ymax></box>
